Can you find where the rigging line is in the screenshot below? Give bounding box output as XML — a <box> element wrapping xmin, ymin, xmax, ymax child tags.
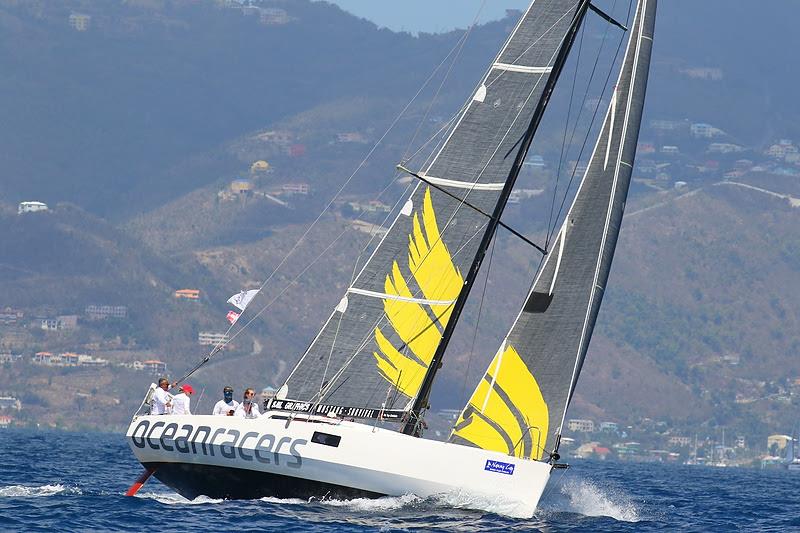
<box><xmin>460</xmin><ymin>236</ymin><xmax>496</xmax><ymax>402</ymax></box>
<box><xmin>211</xmin><ymin>223</ymin><xmax>354</xmax><ymax>359</ymax></box>
<box><xmin>250</xmin><ymin>40</ymin><xmax>465</xmax><ymax>298</ymax></box>
<box><xmin>547</xmin><ymin>17</ymin><xmax>585</xmax><ymax>251</ymax></box>
<box><xmin>177</xmin><ymin>35</ymin><xmax>475</xmax><ymax>383</ymax></box>
<box><xmin>319</xmin><ymin>300</ymin><xmax>346</xmax><ymax>394</ymax></box>
<box><xmin>349</xmin><ymin>172</ymin><xmax>417</xmax><ymax>282</ymax></box>
<box><xmin>306</xmin><ymin>183</ymin><xmax>418</xmax><ymax>397</ymax></box>
<box><xmin>405</xmin><ymin>111</ymin><xmax>461</xmax><ymax>170</ymax></box>
<box><xmin>243</xmin><ymin>17</ymin><xmax>485</xmax><ymax>332</ymax></box>
<box><xmin>347</xmin><ymin>1</ymin><xmax>486</xmax><ymax>284</ymax></box>
<box><xmin>549</xmin><ymin>2</ymin><xmax>629</xmax><ymax>238</ymax></box>
<box><xmin>402</xmin><ymin>0</ymin><xmax>487</xmax><ymax>164</ymax></box>
<box><xmin>539</xmin><ymin>460</ymin><xmax>570</xmax><ymax>500</ymax></box>
<box><xmin>589</xmin><ymin>2</ymin><xmax>628</xmax><ymax>31</ymax></box>
<box><xmin>224</xmin><ymin>174</ymin><xmax>414</xmax><ymax>396</ymax></box>
<box><xmin>548</xmin><ymin>0</ymin><xmax>619</xmax><ymax>245</ymax></box>
<box><xmin>350</xmin><ymin>2</ymin><xmax>489</xmax><ymax>275</ymax></box>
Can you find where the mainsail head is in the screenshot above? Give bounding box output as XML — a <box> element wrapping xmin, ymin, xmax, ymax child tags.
<box><xmin>450</xmin><ymin>0</ymin><xmax>657</xmax><ymax>460</ymax></box>
<box><xmin>276</xmin><ymin>0</ymin><xmax>587</xmax><ymax>419</ymax></box>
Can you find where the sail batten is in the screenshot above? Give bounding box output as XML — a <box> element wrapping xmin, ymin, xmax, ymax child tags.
<box><xmin>278</xmin><ymin>0</ymin><xmax>586</xmax><ymax>418</ymax></box>
<box><xmin>450</xmin><ymin>0</ymin><xmax>657</xmax><ymax>459</ymax></box>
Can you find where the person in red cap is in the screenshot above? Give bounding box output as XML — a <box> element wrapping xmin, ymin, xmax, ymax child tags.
<box><xmin>172</xmin><ymin>384</ymin><xmax>194</xmax><ymax>415</ymax></box>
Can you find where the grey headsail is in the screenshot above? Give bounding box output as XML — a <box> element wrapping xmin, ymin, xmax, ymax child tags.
<box><xmin>275</xmin><ymin>0</ymin><xmax>586</xmax><ymax>419</ymax></box>
<box><xmin>450</xmin><ymin>0</ymin><xmax>656</xmax><ymax>460</ymax></box>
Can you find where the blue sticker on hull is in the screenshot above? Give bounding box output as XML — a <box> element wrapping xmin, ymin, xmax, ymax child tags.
<box><xmin>484</xmin><ymin>459</ymin><xmax>515</xmax><ymax>475</ymax></box>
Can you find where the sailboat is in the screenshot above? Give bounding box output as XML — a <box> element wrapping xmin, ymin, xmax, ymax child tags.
<box><xmin>126</xmin><ymin>0</ymin><xmax>657</xmax><ymax>517</ymax></box>
<box><xmin>785</xmin><ymin>428</ymin><xmax>800</xmax><ymax>472</ymax></box>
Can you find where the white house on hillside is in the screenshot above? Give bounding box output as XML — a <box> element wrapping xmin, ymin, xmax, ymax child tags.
<box><xmin>18</xmin><ymin>201</ymin><xmax>48</xmax><ymax>214</ymax></box>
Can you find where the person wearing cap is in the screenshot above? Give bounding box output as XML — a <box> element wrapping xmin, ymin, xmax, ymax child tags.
<box><xmin>152</xmin><ymin>377</ymin><xmax>173</xmax><ymax>415</ymax></box>
<box><xmin>234</xmin><ymin>388</ymin><xmax>261</xmax><ymax>419</ymax></box>
<box><xmin>212</xmin><ymin>386</ymin><xmax>239</xmax><ymax>416</ymax></box>
<box><xmin>171</xmin><ymin>384</ymin><xmax>194</xmax><ymax>415</ymax></box>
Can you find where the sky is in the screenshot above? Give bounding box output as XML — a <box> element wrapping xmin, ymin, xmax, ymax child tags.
<box><xmin>323</xmin><ymin>1</ymin><xmax>532</xmax><ymax>34</ymax></box>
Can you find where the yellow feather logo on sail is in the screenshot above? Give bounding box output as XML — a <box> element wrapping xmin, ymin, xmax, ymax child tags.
<box><xmin>452</xmin><ymin>344</ymin><xmax>549</xmax><ymax>460</ymax></box>
<box><xmin>373</xmin><ymin>187</ymin><xmax>463</xmax><ymax>397</ymax></box>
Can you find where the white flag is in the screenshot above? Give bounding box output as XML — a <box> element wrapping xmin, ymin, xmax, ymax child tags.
<box><xmin>227</xmin><ymin>289</ymin><xmax>260</xmax><ymax>311</ymax></box>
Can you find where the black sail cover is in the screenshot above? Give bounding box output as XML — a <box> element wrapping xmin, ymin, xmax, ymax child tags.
<box><xmin>450</xmin><ymin>0</ymin><xmax>657</xmax><ymax>460</ymax></box>
<box><xmin>276</xmin><ymin>0</ymin><xmax>585</xmax><ymax>419</ymax></box>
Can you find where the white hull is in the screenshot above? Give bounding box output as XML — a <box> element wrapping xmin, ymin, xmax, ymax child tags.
<box><xmin>126</xmin><ymin>412</ymin><xmax>552</xmax><ymax>517</ymax></box>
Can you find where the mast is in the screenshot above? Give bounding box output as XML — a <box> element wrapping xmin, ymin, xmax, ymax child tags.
<box><xmin>404</xmin><ymin>0</ymin><xmax>591</xmax><ymax>435</ymax></box>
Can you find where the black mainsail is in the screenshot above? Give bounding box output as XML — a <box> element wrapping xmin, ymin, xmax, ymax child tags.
<box><xmin>277</xmin><ymin>0</ymin><xmax>587</xmax><ymax>419</ymax></box>
<box><xmin>450</xmin><ymin>0</ymin><xmax>657</xmax><ymax>460</ymax></box>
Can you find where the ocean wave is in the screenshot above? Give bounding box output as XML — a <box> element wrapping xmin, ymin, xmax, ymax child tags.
<box><xmin>556</xmin><ymin>478</ymin><xmax>640</xmax><ymax>522</ymax></box>
<box><xmin>0</xmin><ymin>484</ymin><xmax>82</xmax><ymax>497</ymax></box>
<box><xmin>134</xmin><ymin>491</ymin><xmax>224</xmax><ymax>505</ymax></box>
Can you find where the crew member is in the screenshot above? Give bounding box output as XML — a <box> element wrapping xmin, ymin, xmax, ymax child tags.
<box><xmin>152</xmin><ymin>377</ymin><xmax>173</xmax><ymax>415</ymax></box>
<box><xmin>212</xmin><ymin>386</ymin><xmax>239</xmax><ymax>416</ymax></box>
<box><xmin>172</xmin><ymin>384</ymin><xmax>194</xmax><ymax>415</ymax></box>
<box><xmin>234</xmin><ymin>388</ymin><xmax>261</xmax><ymax>419</ymax></box>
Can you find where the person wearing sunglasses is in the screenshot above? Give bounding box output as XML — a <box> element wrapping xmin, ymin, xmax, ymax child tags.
<box><xmin>234</xmin><ymin>387</ymin><xmax>261</xmax><ymax>419</ymax></box>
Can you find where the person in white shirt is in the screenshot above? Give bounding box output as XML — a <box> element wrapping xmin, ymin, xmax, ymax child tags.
<box><xmin>234</xmin><ymin>388</ymin><xmax>261</xmax><ymax>419</ymax></box>
<box><xmin>152</xmin><ymin>378</ymin><xmax>173</xmax><ymax>415</ymax></box>
<box><xmin>171</xmin><ymin>384</ymin><xmax>194</xmax><ymax>415</ymax></box>
<box><xmin>212</xmin><ymin>386</ymin><xmax>239</xmax><ymax>416</ymax></box>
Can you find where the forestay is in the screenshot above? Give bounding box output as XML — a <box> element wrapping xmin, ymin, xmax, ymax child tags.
<box><xmin>277</xmin><ymin>0</ymin><xmax>585</xmax><ymax>419</ymax></box>
<box><xmin>450</xmin><ymin>0</ymin><xmax>657</xmax><ymax>460</ymax></box>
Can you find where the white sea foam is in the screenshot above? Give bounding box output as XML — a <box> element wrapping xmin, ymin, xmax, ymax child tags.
<box><xmin>319</xmin><ymin>493</ymin><xmax>421</xmax><ymax>512</ymax></box>
<box><xmin>431</xmin><ymin>489</ymin><xmax>529</xmax><ymax>518</ymax></box>
<box><xmin>0</xmin><ymin>484</ymin><xmax>81</xmax><ymax>497</ymax></box>
<box><xmin>258</xmin><ymin>496</ymin><xmax>308</xmax><ymax>505</ymax></box>
<box><xmin>557</xmin><ymin>478</ymin><xmax>640</xmax><ymax>522</ymax></box>
<box><xmin>134</xmin><ymin>491</ymin><xmax>224</xmax><ymax>505</ymax></box>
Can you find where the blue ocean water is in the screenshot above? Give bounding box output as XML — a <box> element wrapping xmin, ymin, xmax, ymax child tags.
<box><xmin>0</xmin><ymin>428</ymin><xmax>797</xmax><ymax>532</ymax></box>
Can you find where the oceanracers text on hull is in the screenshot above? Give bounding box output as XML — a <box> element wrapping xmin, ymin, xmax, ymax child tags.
<box><xmin>127</xmin><ymin>414</ymin><xmax>551</xmax><ymax>517</ymax></box>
